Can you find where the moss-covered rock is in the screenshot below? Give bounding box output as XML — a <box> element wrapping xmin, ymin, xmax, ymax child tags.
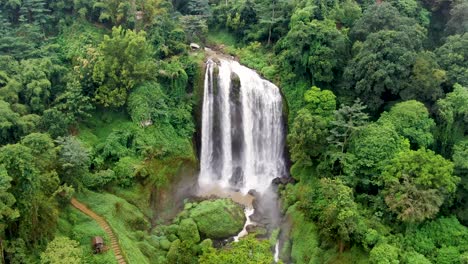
<box><xmin>178</xmin><ymin>218</ymin><xmax>200</xmax><ymax>243</ymax></box>
<box><xmin>168</xmin><ymin>234</ymin><xmax>178</xmax><ymax>242</ymax></box>
<box><xmin>184</xmin><ymin>202</ymin><xmax>194</xmax><ymax>210</ymax></box>
<box><xmin>190</xmin><ymin>198</ymin><xmax>245</xmax><ymax>239</ymax></box>
<box><xmin>166</xmin><ymin>224</ymin><xmax>179</xmax><ymax>235</ymax></box>
<box><xmin>198</xmin><ymin>238</ymin><xmax>213</xmax><ymax>254</ymax></box>
<box><xmin>166</xmin><ymin>239</ymin><xmax>181</xmax><ymax>263</ymax></box>
<box><xmin>159</xmin><ymin>238</ymin><xmax>171</xmax><ymax>250</ymax></box>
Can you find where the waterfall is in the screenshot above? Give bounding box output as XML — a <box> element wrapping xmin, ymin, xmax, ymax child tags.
<box><xmin>199</xmin><ymin>58</ymin><xmax>286</xmax><ymax>194</ymax></box>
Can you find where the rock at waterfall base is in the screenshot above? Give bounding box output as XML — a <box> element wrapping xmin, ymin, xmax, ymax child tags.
<box><xmin>190</xmin><ymin>199</ymin><xmax>246</xmax><ymax>239</ymax></box>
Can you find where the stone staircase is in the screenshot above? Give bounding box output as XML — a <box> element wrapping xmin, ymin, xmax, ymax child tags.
<box><xmin>70</xmin><ymin>198</ymin><xmax>127</xmax><ymax>264</ymax></box>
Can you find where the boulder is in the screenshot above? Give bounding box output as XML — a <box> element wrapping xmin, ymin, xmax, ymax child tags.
<box><xmin>190</xmin><ymin>198</ymin><xmax>246</xmax><ymax>239</ymax></box>
<box><xmin>177</xmin><ymin>218</ymin><xmax>200</xmax><ymax>243</ymax></box>
<box><xmin>190</xmin><ymin>43</ymin><xmax>201</xmax><ymax>50</ymax></box>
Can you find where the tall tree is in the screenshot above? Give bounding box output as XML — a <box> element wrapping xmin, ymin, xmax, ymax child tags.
<box><xmin>435</xmin><ymin>34</ymin><xmax>468</xmax><ymax>87</ymax></box>
<box><xmin>350</xmin><ymin>3</ymin><xmax>422</xmax><ymax>41</ymax></box>
<box><xmin>401</xmin><ymin>51</ymin><xmax>446</xmax><ymax>104</ymax></box>
<box><xmin>92</xmin><ymin>26</ymin><xmax>156</xmax><ymax>107</ymax></box>
<box><xmin>327</xmin><ymin>98</ymin><xmax>369</xmax><ymax>153</ymax></box>
<box><xmin>435</xmin><ymin>84</ymin><xmax>468</xmax><ymax>157</ymax></box>
<box><xmin>343</xmin><ymin>28</ymin><xmax>425</xmax><ymax>111</ymax></box>
<box><xmin>277</xmin><ymin>17</ymin><xmax>348</xmax><ymax>85</ymax></box>
<box><xmin>288</xmin><ymin>87</ymin><xmax>336</xmax><ymax>168</ymax></box>
<box><xmin>378</xmin><ymin>100</ymin><xmax>436</xmax><ymax>148</ymax></box>
<box><xmin>382</xmin><ymin>148</ymin><xmax>459</xmax><ymax>223</ymax></box>
<box><xmin>452</xmin><ymin>140</ymin><xmax>468</xmax><ymax>224</ymax></box>
<box><xmin>0</xmin><ymin>165</ymin><xmax>19</xmax><ymax>236</ymax></box>
<box><xmin>348</xmin><ymin>123</ymin><xmax>409</xmax><ymax>186</ymax></box>
<box><xmin>445</xmin><ymin>0</ymin><xmax>468</xmax><ymax>36</ymax></box>
<box><xmin>56</xmin><ymin>137</ymin><xmax>90</xmax><ymax>189</ymax></box>
<box><xmin>305</xmin><ymin>178</ymin><xmax>359</xmax><ymax>253</ymax></box>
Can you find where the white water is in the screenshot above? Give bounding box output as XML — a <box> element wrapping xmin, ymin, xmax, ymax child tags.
<box><xmin>233</xmin><ymin>207</ymin><xmax>255</xmax><ymax>241</ymax></box>
<box><xmin>274</xmin><ymin>241</ymin><xmax>280</xmax><ymax>262</ymax></box>
<box><xmin>199</xmin><ymin>58</ymin><xmax>286</xmax><ymax>194</ymax></box>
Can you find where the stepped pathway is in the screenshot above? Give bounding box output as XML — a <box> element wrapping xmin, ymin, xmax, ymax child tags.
<box><xmin>70</xmin><ymin>198</ymin><xmax>127</xmax><ymax>264</ymax></box>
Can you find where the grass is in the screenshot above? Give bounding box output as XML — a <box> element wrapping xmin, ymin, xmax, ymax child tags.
<box><xmin>76</xmin><ymin>190</ymin><xmax>153</xmax><ymax>264</ymax></box>
<box><xmin>77</xmin><ymin>109</ymin><xmax>132</xmax><ymax>148</ymax></box>
<box><xmin>206</xmin><ymin>30</ymin><xmax>238</xmax><ymax>48</ymax></box>
<box><xmin>57</xmin><ymin>206</ymin><xmax>117</xmax><ymax>264</ymax></box>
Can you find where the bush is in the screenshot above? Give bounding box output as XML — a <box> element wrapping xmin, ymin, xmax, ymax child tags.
<box><xmin>369</xmin><ymin>243</ymin><xmax>400</xmax><ymax>264</ymax></box>
<box><xmin>436</xmin><ymin>246</ymin><xmax>460</xmax><ymax>264</ymax></box>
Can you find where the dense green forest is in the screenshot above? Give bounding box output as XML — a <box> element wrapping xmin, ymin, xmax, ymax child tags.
<box><xmin>0</xmin><ymin>0</ymin><xmax>467</xmax><ymax>263</ymax></box>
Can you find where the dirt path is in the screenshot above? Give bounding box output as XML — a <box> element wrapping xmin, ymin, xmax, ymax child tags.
<box><xmin>70</xmin><ymin>198</ymin><xmax>127</xmax><ymax>264</ymax></box>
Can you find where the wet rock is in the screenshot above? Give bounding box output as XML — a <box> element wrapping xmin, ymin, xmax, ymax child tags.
<box><xmin>248</xmin><ymin>189</ymin><xmax>259</xmax><ymax>197</ymax></box>
<box><xmin>272</xmin><ymin>177</ymin><xmax>296</xmax><ymax>185</ymax></box>
<box><xmin>229</xmin><ymin>166</ymin><xmax>244</xmax><ymax>186</ymax></box>
<box><xmin>190</xmin><ymin>43</ymin><xmax>200</xmax><ymax>50</ymax></box>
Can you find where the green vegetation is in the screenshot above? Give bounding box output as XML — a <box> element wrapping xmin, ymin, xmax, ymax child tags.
<box><xmin>199</xmin><ymin>235</ymin><xmax>274</xmax><ymax>264</ymax></box>
<box><xmin>0</xmin><ymin>0</ymin><xmax>467</xmax><ymax>262</ymax></box>
<box><xmin>189</xmin><ymin>199</ymin><xmax>246</xmax><ymax>239</ymax></box>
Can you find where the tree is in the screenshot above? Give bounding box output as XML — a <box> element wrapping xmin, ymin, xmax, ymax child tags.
<box><xmin>254</xmin><ymin>0</ymin><xmax>291</xmax><ymax>44</ymax></box>
<box><xmin>369</xmin><ymin>243</ymin><xmax>400</xmax><ymax>264</ymax></box>
<box><xmin>327</xmin><ymin>98</ymin><xmax>369</xmax><ymax>153</ymax></box>
<box><xmin>386</xmin><ymin>0</ymin><xmax>431</xmax><ymax>27</ymax></box>
<box><xmin>16</xmin><ymin>58</ymin><xmax>54</xmax><ymax>114</ymax></box>
<box><xmin>92</xmin><ymin>26</ymin><xmax>156</xmax><ymax>107</ymax></box>
<box><xmin>378</xmin><ymin>100</ymin><xmax>435</xmax><ymax>148</ymax></box>
<box><xmin>21</xmin><ymin>132</ymin><xmax>57</xmax><ymax>171</ymax></box>
<box><xmin>452</xmin><ymin>140</ymin><xmax>468</xmax><ymax>224</ymax></box>
<box><xmin>350</xmin><ymin>3</ymin><xmax>422</xmax><ymax>41</ymax></box>
<box><xmin>343</xmin><ymin>28</ymin><xmax>425</xmax><ymax>111</ymax></box>
<box><xmin>401</xmin><ymin>51</ymin><xmax>446</xmax><ymax>104</ymax></box>
<box><xmin>348</xmin><ymin>123</ymin><xmax>409</xmax><ymax>184</ymax></box>
<box><xmin>0</xmin><ymin>143</ymin><xmax>59</xmax><ymax>245</ymax></box>
<box><xmin>0</xmin><ymin>165</ymin><xmax>19</xmax><ymax>235</ymax></box>
<box><xmin>40</xmin><ymin>236</ymin><xmax>81</xmax><ymax>264</ymax></box>
<box><xmin>305</xmin><ymin>178</ymin><xmax>359</xmax><ymax>253</ymax></box>
<box><xmin>277</xmin><ymin>18</ymin><xmax>348</xmax><ymax>85</ymax></box>
<box><xmin>186</xmin><ymin>0</ymin><xmax>210</xmax><ymax>17</ymax></box>
<box><xmin>127</xmin><ymin>82</ymin><xmax>168</xmax><ymax>125</ymax></box>
<box><xmin>382</xmin><ymin>148</ymin><xmax>459</xmax><ymax>223</ymax></box>
<box><xmin>0</xmin><ymin>100</ymin><xmax>20</xmax><ymax>144</ymax></box>
<box><xmin>288</xmin><ymin>108</ymin><xmax>329</xmax><ymax>166</ymax></box>
<box><xmin>445</xmin><ymin>1</ymin><xmax>468</xmax><ymax>36</ymax></box>
<box><xmin>180</xmin><ymin>15</ymin><xmax>208</xmax><ymax>43</ymax></box>
<box><xmin>328</xmin><ymin>0</ymin><xmax>362</xmax><ymax>29</ymax></box>
<box><xmin>435</xmin><ymin>84</ymin><xmax>468</xmax><ymax>156</ymax></box>
<box><xmin>40</xmin><ymin>108</ymin><xmax>70</xmax><ymax>138</ymax></box>
<box><xmin>288</xmin><ymin>87</ymin><xmax>336</xmax><ymax>167</ymax></box>
<box><xmin>435</xmin><ymin>34</ymin><xmax>468</xmax><ymax>87</ymax></box>
<box><xmin>93</xmin><ymin>0</ymin><xmax>160</xmax><ymax>28</ymax></box>
<box><xmin>56</xmin><ymin>137</ymin><xmax>90</xmax><ymax>189</ymax></box>
<box><xmin>303</xmin><ymin>86</ymin><xmax>336</xmax><ymax>118</ymax></box>
<box><xmin>54</xmin><ymin>77</ymin><xmax>94</xmax><ymax>124</ymax></box>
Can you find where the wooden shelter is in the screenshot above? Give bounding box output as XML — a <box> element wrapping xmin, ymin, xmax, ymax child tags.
<box><xmin>92</xmin><ymin>236</ymin><xmax>104</xmax><ymax>254</ymax></box>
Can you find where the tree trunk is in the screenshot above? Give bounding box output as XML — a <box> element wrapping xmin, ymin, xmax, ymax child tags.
<box><xmin>339</xmin><ymin>240</ymin><xmax>344</xmax><ymax>253</ymax></box>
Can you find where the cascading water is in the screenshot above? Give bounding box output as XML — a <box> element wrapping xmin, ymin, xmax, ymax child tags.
<box><xmin>199</xmin><ymin>58</ymin><xmax>286</xmax><ymax>194</ymax></box>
